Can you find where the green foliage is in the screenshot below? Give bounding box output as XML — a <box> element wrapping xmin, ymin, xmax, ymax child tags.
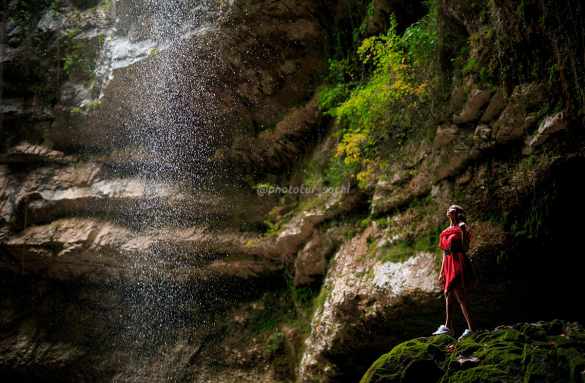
<box><xmin>374</xmin><ymin>216</ymin><xmax>390</xmax><ymax>229</ymax></box>
<box><xmin>263</xmin><ymin>220</ymin><xmax>282</xmax><ymax>236</ymax></box>
<box><xmin>547</xmin><ymin>63</ymin><xmax>560</xmax><ymax>84</ymax></box>
<box><xmin>352</xmin><ymin>0</ymin><xmax>376</xmax><ymax>42</ymax></box>
<box><xmin>401</xmin><ymin>9</ymin><xmax>439</xmax><ymax>69</ymax></box>
<box><xmin>252</xmin><ymin>314</ymin><xmax>280</xmax><ymax>334</ymax></box>
<box><xmin>63</xmin><ymin>54</ymin><xmax>80</xmax><ymax>75</ymax></box>
<box><xmin>291</xmin><ymin>285</ymin><xmax>316</xmax><ymax>308</ymax></box>
<box><xmin>326</xmin><ymin>57</ymin><xmax>360</xmax><ymax>84</ymax></box>
<box><xmin>323</xmin><ymin>156</ymin><xmax>349</xmax><ymax>186</ymax></box>
<box><xmin>317</xmin><ymin>84</ymin><xmax>350</xmax><ymax>115</ymax></box>
<box><xmin>62</xmin><ymin>29</ymin><xmax>95</xmax><ymax>78</ymax></box>
<box><xmin>463</xmin><ymin>57</ymin><xmax>480</xmax><ymax>75</ymax></box>
<box><xmin>66</xmin><ymin>57</ymin><xmax>87</xmax><ymax>76</ymax></box>
<box><xmin>450</xmin><ymin>45</ymin><xmax>470</xmax><ymax>75</ymax></box>
<box><xmin>333</xmin><ymin>16</ymin><xmax>407</xmax><ymax>137</ymax></box>
<box><xmin>66</xmin><ymin>28</ymin><xmax>81</xmax><ymax>40</ymax></box>
<box><xmin>316</xmin><ymin>2</ymin><xmax>440</xmax><ymax>187</ymax></box>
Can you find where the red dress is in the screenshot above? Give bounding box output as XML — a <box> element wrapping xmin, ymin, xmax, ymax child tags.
<box><xmin>439</xmin><ymin>225</ymin><xmax>473</xmax><ymax>293</ymax></box>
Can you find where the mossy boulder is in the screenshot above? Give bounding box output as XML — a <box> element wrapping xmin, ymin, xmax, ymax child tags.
<box><xmin>361</xmin><ymin>320</ymin><xmax>585</xmax><ymax>383</ymax></box>
<box><xmin>360</xmin><ymin>335</ymin><xmax>453</xmax><ymax>383</ymax></box>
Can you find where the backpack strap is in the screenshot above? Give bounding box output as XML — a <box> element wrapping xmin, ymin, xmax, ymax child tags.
<box><xmin>458</xmin><ymin>222</ymin><xmax>470</xmax><ymax>252</ymax></box>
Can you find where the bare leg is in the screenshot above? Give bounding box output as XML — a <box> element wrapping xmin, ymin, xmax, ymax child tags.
<box><xmin>444</xmin><ymin>291</ymin><xmax>455</xmax><ymax>330</ymax></box>
<box><xmin>453</xmin><ymin>287</ymin><xmax>474</xmax><ymax>331</ymax></box>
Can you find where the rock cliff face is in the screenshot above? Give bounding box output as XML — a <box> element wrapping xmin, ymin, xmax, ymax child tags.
<box><xmin>2</xmin><ymin>0</ymin><xmax>585</xmax><ymax>382</ymax></box>
<box><xmin>291</xmin><ymin>0</ymin><xmax>585</xmax><ymax>380</ymax></box>
<box><xmin>0</xmin><ymin>0</ymin><xmax>338</xmax><ymax>381</ymax></box>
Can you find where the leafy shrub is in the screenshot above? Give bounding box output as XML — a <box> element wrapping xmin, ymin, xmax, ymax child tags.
<box><xmin>317</xmin><ymin>2</ymin><xmax>440</xmax><ymax>188</ymax></box>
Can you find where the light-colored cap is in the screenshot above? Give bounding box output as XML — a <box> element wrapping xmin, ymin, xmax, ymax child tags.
<box><xmin>447</xmin><ymin>204</ymin><xmax>464</xmax><ymax>213</ymax></box>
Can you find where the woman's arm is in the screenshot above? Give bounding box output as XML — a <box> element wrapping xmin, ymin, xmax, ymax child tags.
<box><xmin>439</xmin><ymin>250</ymin><xmax>445</xmax><ymax>284</ymax></box>
<box><xmin>448</xmin><ymin>233</ymin><xmax>463</xmax><ymax>253</ymax></box>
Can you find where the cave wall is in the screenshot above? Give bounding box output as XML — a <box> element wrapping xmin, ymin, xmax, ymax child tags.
<box><xmin>0</xmin><ymin>0</ymin><xmax>343</xmax><ymax>381</ymax></box>
<box><xmin>1</xmin><ymin>0</ymin><xmax>585</xmax><ymax>382</ymax></box>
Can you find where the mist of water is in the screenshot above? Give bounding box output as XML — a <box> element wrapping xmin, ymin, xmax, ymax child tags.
<box><xmin>99</xmin><ymin>0</ymin><xmax>231</xmax><ymax>362</ymax></box>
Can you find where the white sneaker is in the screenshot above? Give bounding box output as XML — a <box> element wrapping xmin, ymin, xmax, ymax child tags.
<box><xmin>458</xmin><ymin>329</ymin><xmax>473</xmax><ymax>340</ymax></box>
<box><xmin>432</xmin><ymin>325</ymin><xmax>451</xmax><ymax>335</ymax></box>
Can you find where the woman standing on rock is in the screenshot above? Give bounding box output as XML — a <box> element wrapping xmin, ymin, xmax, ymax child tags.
<box><xmin>432</xmin><ymin>204</ymin><xmax>475</xmax><ymax>340</ymax></box>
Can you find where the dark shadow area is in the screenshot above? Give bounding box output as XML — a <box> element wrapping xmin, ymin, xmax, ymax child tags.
<box><xmin>504</xmin><ymin>156</ymin><xmax>585</xmax><ymax>324</ymax></box>
<box><xmin>0</xmin><ymin>269</ymin><xmax>288</xmax><ymax>382</ymax></box>
<box><xmin>451</xmin><ymin>154</ymin><xmax>585</xmax><ymax>335</ymax></box>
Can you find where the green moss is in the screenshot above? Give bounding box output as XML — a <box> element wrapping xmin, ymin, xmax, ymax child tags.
<box><xmin>63</xmin><ymin>90</ymin><xmax>101</xmax><ymax>115</ymax></box>
<box><xmin>313</xmin><ymin>283</ymin><xmax>331</xmax><ymax>313</ymax></box>
<box><xmin>522</xmin><ymin>346</ymin><xmax>559</xmax><ymax>382</ymax></box>
<box><xmin>360</xmin><ymin>352</ymin><xmax>395</xmax><ymax>383</ymax></box>
<box><xmin>556</xmin><ymin>348</ymin><xmax>585</xmax><ymax>382</ymax></box>
<box><xmin>414</xmin><ymin>228</ymin><xmax>441</xmax><ymax>253</ymax></box>
<box><xmin>374</xmin><ymin>217</ymin><xmax>390</xmax><ymax>229</ymax></box>
<box><xmin>448</xmin><ymin>329</ymin><xmax>525</xmax><ymax>372</ymax></box>
<box><xmin>462</xmin><ymin>57</ymin><xmax>479</xmax><ymax>75</ymax></box>
<box><xmin>61</xmin><ymin>29</ymin><xmax>98</xmax><ymax>80</ymax></box>
<box><xmin>85</xmin><ymin>99</ymin><xmax>102</xmax><ymax>111</ymax></box>
<box><xmin>248</xmin><ymin>274</ymin><xmax>324</xmax><ymax>341</ymax></box>
<box><xmin>97</xmin><ymin>33</ymin><xmax>106</xmax><ymax>49</ymax></box>
<box><xmin>373</xmin><ymin>227</ymin><xmax>440</xmax><ymax>264</ymax></box>
<box><xmin>296</xmin><ymin>194</ymin><xmax>328</xmax><ymax>214</ymax></box>
<box><xmin>264</xmin><ymin>331</ymin><xmax>286</xmax><ymax>357</ymax></box>
<box><xmin>98</xmin><ymin>0</ymin><xmax>112</xmax><ymax>11</ymax></box>
<box><xmin>376</xmin><ymin>240</ymin><xmax>416</xmax><ymax>263</ymax></box>
<box><xmin>289</xmin><ymin>277</ymin><xmax>319</xmax><ymax>310</ymax></box>
<box><xmin>247</xmin><ymin>292</ymin><xmax>294</xmax><ymax>334</ymax></box>
<box><xmin>446</xmin><ymin>365</ymin><xmax>511</xmax><ymax>383</ymax></box>
<box><xmin>361</xmin><ymin>321</ymin><xmax>585</xmax><ymax>383</ymax></box>
<box><xmin>360</xmin><ymin>336</ymin><xmax>452</xmax><ymax>383</ymax></box>
<box><xmin>256</xmin><ymin>196</ymin><xmax>297</xmax><ymax>237</ymax></box>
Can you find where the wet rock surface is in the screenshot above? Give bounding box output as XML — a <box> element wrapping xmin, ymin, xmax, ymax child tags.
<box><xmin>0</xmin><ymin>0</ymin><xmax>336</xmax><ymax>381</ymax></box>
<box><xmin>2</xmin><ymin>0</ymin><xmax>585</xmax><ymax>381</ymax></box>
<box><xmin>298</xmin><ymin>224</ymin><xmax>442</xmax><ymax>382</ymax></box>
